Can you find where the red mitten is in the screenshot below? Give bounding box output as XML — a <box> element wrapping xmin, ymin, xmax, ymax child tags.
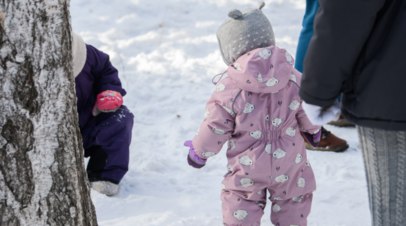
<box><xmin>92</xmin><ymin>90</ymin><xmax>123</xmax><ymax>116</ymax></box>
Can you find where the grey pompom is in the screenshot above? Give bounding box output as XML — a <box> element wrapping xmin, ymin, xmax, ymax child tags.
<box><xmin>259</xmin><ymin>2</ymin><xmax>265</xmax><ymax>10</ymax></box>
<box><xmin>228</xmin><ymin>9</ymin><xmax>243</xmax><ymax>19</ymax></box>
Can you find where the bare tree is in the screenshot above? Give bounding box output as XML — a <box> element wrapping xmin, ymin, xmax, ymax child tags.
<box><xmin>0</xmin><ymin>1</ymin><xmax>97</xmax><ymax>225</ymax></box>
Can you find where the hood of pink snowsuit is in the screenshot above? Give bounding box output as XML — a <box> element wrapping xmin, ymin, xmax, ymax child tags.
<box><xmin>227</xmin><ymin>46</ymin><xmax>295</xmax><ymax>94</ymax></box>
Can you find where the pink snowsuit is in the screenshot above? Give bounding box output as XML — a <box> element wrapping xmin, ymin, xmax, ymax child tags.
<box><xmin>192</xmin><ymin>46</ymin><xmax>320</xmax><ymax>226</ymax></box>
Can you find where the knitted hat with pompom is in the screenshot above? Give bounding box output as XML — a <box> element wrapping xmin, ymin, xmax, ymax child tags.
<box><xmin>217</xmin><ymin>2</ymin><xmax>275</xmax><ymax>65</ymax></box>
<box><xmin>72</xmin><ymin>32</ymin><xmax>87</xmax><ymax>77</ymax></box>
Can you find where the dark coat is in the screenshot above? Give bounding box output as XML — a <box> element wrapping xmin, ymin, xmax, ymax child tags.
<box><xmin>75</xmin><ymin>44</ymin><xmax>126</xmax><ymax>130</ymax></box>
<box><xmin>75</xmin><ymin>44</ymin><xmax>133</xmax><ymax>184</ymax></box>
<box><xmin>299</xmin><ymin>0</ymin><xmax>406</xmax><ymax>130</ymax></box>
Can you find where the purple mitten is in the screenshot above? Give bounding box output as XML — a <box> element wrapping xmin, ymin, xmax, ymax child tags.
<box><xmin>184</xmin><ymin>140</ymin><xmax>206</xmax><ymax>169</ymax></box>
<box><xmin>301</xmin><ymin>129</ymin><xmax>322</xmax><ymax>147</ymax></box>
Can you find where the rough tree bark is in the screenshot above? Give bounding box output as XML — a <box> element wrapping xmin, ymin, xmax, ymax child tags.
<box><xmin>0</xmin><ymin>1</ymin><xmax>97</xmax><ymax>225</ymax></box>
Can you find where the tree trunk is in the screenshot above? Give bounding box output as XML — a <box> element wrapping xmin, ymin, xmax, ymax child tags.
<box><xmin>0</xmin><ymin>1</ymin><xmax>97</xmax><ymax>225</ymax></box>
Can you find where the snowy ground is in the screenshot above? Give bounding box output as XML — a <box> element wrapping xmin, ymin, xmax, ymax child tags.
<box><xmin>71</xmin><ymin>0</ymin><xmax>371</xmax><ymax>225</ymax></box>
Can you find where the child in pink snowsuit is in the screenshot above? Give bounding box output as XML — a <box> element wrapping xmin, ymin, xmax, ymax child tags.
<box><xmin>184</xmin><ymin>3</ymin><xmax>321</xmax><ymax>226</ymax></box>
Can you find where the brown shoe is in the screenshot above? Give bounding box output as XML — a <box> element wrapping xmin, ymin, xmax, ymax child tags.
<box><xmin>328</xmin><ymin>114</ymin><xmax>355</xmax><ymax>127</ymax></box>
<box><xmin>305</xmin><ymin>127</ymin><xmax>349</xmax><ymax>152</ymax></box>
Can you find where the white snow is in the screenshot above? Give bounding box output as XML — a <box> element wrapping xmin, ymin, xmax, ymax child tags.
<box><xmin>71</xmin><ymin>0</ymin><xmax>371</xmax><ymax>225</ymax></box>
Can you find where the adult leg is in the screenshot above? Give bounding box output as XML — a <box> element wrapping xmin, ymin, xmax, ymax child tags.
<box><xmin>358</xmin><ymin>126</ymin><xmax>406</xmax><ymax>226</ymax></box>
<box><xmin>296</xmin><ymin>0</ymin><xmax>349</xmax><ymax>152</ymax></box>
<box><xmin>86</xmin><ymin>105</ymin><xmax>134</xmax><ymax>184</ymax></box>
<box><xmin>295</xmin><ymin>0</ymin><xmax>319</xmax><ymax>73</ymax></box>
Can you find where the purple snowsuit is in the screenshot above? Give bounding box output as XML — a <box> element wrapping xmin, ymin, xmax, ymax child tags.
<box><xmin>75</xmin><ymin>44</ymin><xmax>133</xmax><ymax>184</ymax></box>
<box><xmin>193</xmin><ymin>46</ymin><xmax>320</xmax><ymax>226</ymax></box>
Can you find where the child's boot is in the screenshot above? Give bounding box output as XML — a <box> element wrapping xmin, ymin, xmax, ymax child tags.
<box><xmin>90</xmin><ymin>181</ymin><xmax>119</xmax><ymax>196</ymax></box>
<box><xmin>305</xmin><ymin>127</ymin><xmax>349</xmax><ymax>152</ymax></box>
<box><xmin>328</xmin><ymin>114</ymin><xmax>355</xmax><ymax>127</ymax></box>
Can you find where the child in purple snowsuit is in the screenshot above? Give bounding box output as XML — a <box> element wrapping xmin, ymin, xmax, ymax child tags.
<box><xmin>184</xmin><ymin>3</ymin><xmax>321</xmax><ymax>226</ymax></box>
<box><xmin>72</xmin><ymin>33</ymin><xmax>133</xmax><ymax>196</ymax></box>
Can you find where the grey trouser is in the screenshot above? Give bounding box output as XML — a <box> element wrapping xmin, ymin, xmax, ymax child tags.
<box><xmin>358</xmin><ymin>126</ymin><xmax>406</xmax><ymax>226</ymax></box>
